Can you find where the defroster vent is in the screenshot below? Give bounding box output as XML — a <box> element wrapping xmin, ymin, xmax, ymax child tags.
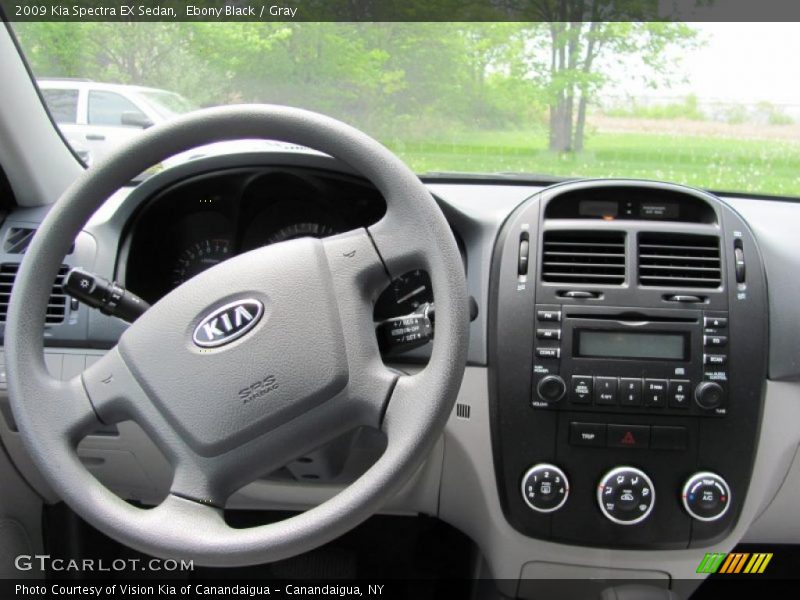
<box><xmin>541</xmin><ymin>231</ymin><xmax>626</xmax><ymax>285</ymax></box>
<box><xmin>638</xmin><ymin>233</ymin><xmax>722</xmax><ymax>289</ymax></box>
<box><xmin>0</xmin><ymin>263</ymin><xmax>70</xmax><ymax>325</ymax></box>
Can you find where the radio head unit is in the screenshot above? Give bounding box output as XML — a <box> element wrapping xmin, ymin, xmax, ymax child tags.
<box><xmin>532</xmin><ymin>305</ymin><xmax>728</xmax><ymax>416</ymax></box>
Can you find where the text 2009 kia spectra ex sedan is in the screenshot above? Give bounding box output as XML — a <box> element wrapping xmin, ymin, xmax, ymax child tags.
<box><xmin>1</xmin><ymin>13</ymin><xmax>800</xmax><ymax>600</ymax></box>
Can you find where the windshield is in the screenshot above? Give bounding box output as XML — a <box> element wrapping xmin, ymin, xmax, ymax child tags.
<box><xmin>138</xmin><ymin>90</ymin><xmax>199</xmax><ymax>119</ymax></box>
<box><xmin>12</xmin><ymin>22</ymin><xmax>800</xmax><ymax>196</ymax></box>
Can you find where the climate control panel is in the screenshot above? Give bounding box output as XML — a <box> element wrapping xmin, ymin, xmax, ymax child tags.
<box><xmin>519</xmin><ymin>464</ymin><xmax>733</xmax><ymax>526</ymax></box>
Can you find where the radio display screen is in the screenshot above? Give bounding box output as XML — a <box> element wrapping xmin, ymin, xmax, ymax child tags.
<box><xmin>576</xmin><ymin>330</ymin><xmax>688</xmax><ymax>361</ymax></box>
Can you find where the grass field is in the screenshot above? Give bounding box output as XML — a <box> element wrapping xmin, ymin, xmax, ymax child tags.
<box><xmin>385</xmin><ymin>129</ymin><xmax>800</xmax><ymax>197</ymax></box>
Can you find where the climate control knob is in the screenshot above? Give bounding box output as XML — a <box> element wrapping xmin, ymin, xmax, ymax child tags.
<box><xmin>597</xmin><ymin>466</ymin><xmax>655</xmax><ymax>525</ymax></box>
<box><xmin>521</xmin><ymin>463</ymin><xmax>569</xmax><ymax>513</ymax></box>
<box><xmin>682</xmin><ymin>472</ymin><xmax>732</xmax><ymax>522</ymax></box>
<box><xmin>536</xmin><ymin>375</ymin><xmax>566</xmax><ymax>404</ymax></box>
<box><xmin>694</xmin><ymin>381</ymin><xmax>724</xmax><ymax>410</ymax></box>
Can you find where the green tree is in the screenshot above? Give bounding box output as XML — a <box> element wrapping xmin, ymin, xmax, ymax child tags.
<box><xmin>513</xmin><ymin>1</ymin><xmax>699</xmax><ymax>152</ymax></box>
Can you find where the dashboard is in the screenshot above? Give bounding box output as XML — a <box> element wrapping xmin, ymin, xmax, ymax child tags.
<box><xmin>0</xmin><ymin>150</ymin><xmax>799</xmax><ymax>592</ymax></box>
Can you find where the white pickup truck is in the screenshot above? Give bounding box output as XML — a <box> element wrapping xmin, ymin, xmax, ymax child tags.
<box><xmin>37</xmin><ymin>79</ymin><xmax>197</xmax><ymax>165</ymax></box>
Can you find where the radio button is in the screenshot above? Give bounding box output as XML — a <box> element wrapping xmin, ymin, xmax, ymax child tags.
<box><xmin>569</xmin><ymin>422</ymin><xmax>606</xmax><ymax>447</ymax></box>
<box><xmin>704</xmin><ymin>335</ymin><xmax>728</xmax><ymax>348</ymax></box>
<box><xmin>619</xmin><ymin>378</ymin><xmax>642</xmax><ymax>406</ymax></box>
<box><xmin>537</xmin><ymin>309</ymin><xmax>561</xmax><ymax>322</ymax></box>
<box><xmin>570</xmin><ymin>375</ymin><xmax>593</xmax><ymax>404</ymax></box>
<box><xmin>643</xmin><ymin>379</ymin><xmax>667</xmax><ymax>407</ymax></box>
<box><xmin>704</xmin><ymin>317</ymin><xmax>728</xmax><ymax>329</ymax></box>
<box><xmin>536</xmin><ymin>328</ymin><xmax>561</xmax><ymax>340</ymax></box>
<box><xmin>536</xmin><ymin>347</ymin><xmax>560</xmax><ymax>359</ymax></box>
<box><xmin>608</xmin><ymin>424</ymin><xmax>650</xmax><ymax>449</ymax></box>
<box><xmin>594</xmin><ymin>377</ymin><xmax>618</xmax><ymax>405</ymax></box>
<box><xmin>668</xmin><ymin>380</ymin><xmax>691</xmax><ymax>409</ymax></box>
<box><xmin>704</xmin><ymin>354</ymin><xmax>727</xmax><ymax>366</ymax></box>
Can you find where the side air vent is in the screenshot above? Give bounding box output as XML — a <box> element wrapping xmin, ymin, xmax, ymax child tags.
<box><xmin>3</xmin><ymin>227</ymin><xmax>36</xmax><ymax>254</ymax></box>
<box><xmin>0</xmin><ymin>263</ymin><xmax>70</xmax><ymax>325</ymax></box>
<box><xmin>541</xmin><ymin>231</ymin><xmax>626</xmax><ymax>285</ymax></box>
<box><xmin>638</xmin><ymin>233</ymin><xmax>722</xmax><ymax>289</ymax></box>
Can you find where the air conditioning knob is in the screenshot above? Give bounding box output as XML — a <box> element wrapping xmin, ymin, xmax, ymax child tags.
<box><xmin>537</xmin><ymin>375</ymin><xmax>566</xmax><ymax>403</ymax></box>
<box><xmin>682</xmin><ymin>472</ymin><xmax>731</xmax><ymax>522</ymax></box>
<box><xmin>694</xmin><ymin>381</ymin><xmax>724</xmax><ymax>410</ymax></box>
<box><xmin>521</xmin><ymin>463</ymin><xmax>569</xmax><ymax>513</ymax></box>
<box><xmin>597</xmin><ymin>466</ymin><xmax>655</xmax><ymax>525</ymax></box>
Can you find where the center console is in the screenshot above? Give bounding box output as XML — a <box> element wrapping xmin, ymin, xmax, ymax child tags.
<box><xmin>488</xmin><ymin>180</ymin><xmax>767</xmax><ymax>549</ymax></box>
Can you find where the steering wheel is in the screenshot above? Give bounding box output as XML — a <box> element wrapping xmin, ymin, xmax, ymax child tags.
<box><xmin>4</xmin><ymin>105</ymin><xmax>468</xmax><ymax>566</ymax></box>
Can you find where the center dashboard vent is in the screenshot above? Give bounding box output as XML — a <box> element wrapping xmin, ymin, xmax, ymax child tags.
<box><xmin>638</xmin><ymin>233</ymin><xmax>721</xmax><ymax>289</ymax></box>
<box><xmin>541</xmin><ymin>231</ymin><xmax>626</xmax><ymax>285</ymax></box>
<box><xmin>0</xmin><ymin>263</ymin><xmax>70</xmax><ymax>325</ymax></box>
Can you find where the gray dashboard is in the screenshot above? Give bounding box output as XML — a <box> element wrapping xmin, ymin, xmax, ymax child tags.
<box><xmin>0</xmin><ymin>151</ymin><xmax>799</xmax><ymax>590</ymax></box>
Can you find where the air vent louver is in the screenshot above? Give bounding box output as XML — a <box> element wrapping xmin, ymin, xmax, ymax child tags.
<box><xmin>542</xmin><ymin>231</ymin><xmax>626</xmax><ymax>285</ymax></box>
<box><xmin>638</xmin><ymin>234</ymin><xmax>721</xmax><ymax>289</ymax></box>
<box><xmin>3</xmin><ymin>227</ymin><xmax>36</xmax><ymax>254</ymax></box>
<box><xmin>0</xmin><ymin>263</ymin><xmax>70</xmax><ymax>325</ymax></box>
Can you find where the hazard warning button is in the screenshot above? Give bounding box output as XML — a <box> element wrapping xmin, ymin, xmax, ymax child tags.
<box><xmin>607</xmin><ymin>424</ymin><xmax>651</xmax><ymax>449</ymax></box>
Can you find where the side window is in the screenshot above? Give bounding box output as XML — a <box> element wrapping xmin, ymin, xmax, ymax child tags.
<box><xmin>41</xmin><ymin>88</ymin><xmax>79</xmax><ymax>124</ymax></box>
<box><xmin>88</xmin><ymin>91</ymin><xmax>146</xmax><ymax>126</ymax></box>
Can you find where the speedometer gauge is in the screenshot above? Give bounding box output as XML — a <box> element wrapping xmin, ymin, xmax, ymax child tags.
<box><xmin>172</xmin><ymin>238</ymin><xmax>232</xmax><ymax>287</ymax></box>
<box><xmin>266</xmin><ymin>222</ymin><xmax>338</xmax><ymax>244</ymax></box>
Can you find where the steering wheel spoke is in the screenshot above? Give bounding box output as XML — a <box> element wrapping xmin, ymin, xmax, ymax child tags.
<box><xmin>322</xmin><ymin>229</ymin><xmax>399</xmax><ymax>423</ymax></box>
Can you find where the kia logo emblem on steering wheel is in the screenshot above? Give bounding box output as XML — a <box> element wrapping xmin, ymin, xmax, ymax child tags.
<box><xmin>193</xmin><ymin>299</ymin><xmax>264</xmax><ymax>348</ymax></box>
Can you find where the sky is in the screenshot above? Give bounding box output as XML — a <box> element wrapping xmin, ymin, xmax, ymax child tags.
<box><xmin>607</xmin><ymin>22</ymin><xmax>800</xmax><ymax>107</ymax></box>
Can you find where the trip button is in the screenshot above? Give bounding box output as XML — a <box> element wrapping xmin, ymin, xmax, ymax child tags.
<box><xmin>569</xmin><ymin>422</ymin><xmax>606</xmax><ymax>447</ymax></box>
<box><xmin>537</xmin><ymin>309</ymin><xmax>561</xmax><ymax>322</ymax></box>
<box><xmin>608</xmin><ymin>424</ymin><xmax>650</xmax><ymax>449</ymax></box>
<box><xmin>570</xmin><ymin>375</ymin><xmax>593</xmax><ymax>404</ymax></box>
<box><xmin>619</xmin><ymin>378</ymin><xmax>642</xmax><ymax>407</ymax></box>
<box><xmin>704</xmin><ymin>335</ymin><xmax>728</xmax><ymax>348</ymax></box>
<box><xmin>594</xmin><ymin>377</ymin><xmax>618</xmax><ymax>405</ymax></box>
<box><xmin>668</xmin><ymin>380</ymin><xmax>691</xmax><ymax>409</ymax></box>
<box><xmin>643</xmin><ymin>379</ymin><xmax>667</xmax><ymax>408</ymax></box>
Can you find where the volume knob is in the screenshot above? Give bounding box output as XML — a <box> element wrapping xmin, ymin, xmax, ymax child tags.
<box><xmin>695</xmin><ymin>381</ymin><xmax>724</xmax><ymax>410</ymax></box>
<box><xmin>537</xmin><ymin>375</ymin><xmax>566</xmax><ymax>403</ymax></box>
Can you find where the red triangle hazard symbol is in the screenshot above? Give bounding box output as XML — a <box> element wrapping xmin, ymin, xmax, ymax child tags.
<box><xmin>621</xmin><ymin>431</ymin><xmax>636</xmax><ymax>445</ymax></box>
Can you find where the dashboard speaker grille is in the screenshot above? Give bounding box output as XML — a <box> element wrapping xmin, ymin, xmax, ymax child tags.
<box><xmin>638</xmin><ymin>233</ymin><xmax>722</xmax><ymax>288</ymax></box>
<box><xmin>0</xmin><ymin>263</ymin><xmax>70</xmax><ymax>325</ymax></box>
<box><xmin>541</xmin><ymin>231</ymin><xmax>626</xmax><ymax>285</ymax></box>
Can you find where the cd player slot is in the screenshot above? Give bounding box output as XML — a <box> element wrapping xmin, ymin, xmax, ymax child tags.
<box><xmin>566</xmin><ymin>312</ymin><xmax>697</xmax><ymax>324</ymax></box>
